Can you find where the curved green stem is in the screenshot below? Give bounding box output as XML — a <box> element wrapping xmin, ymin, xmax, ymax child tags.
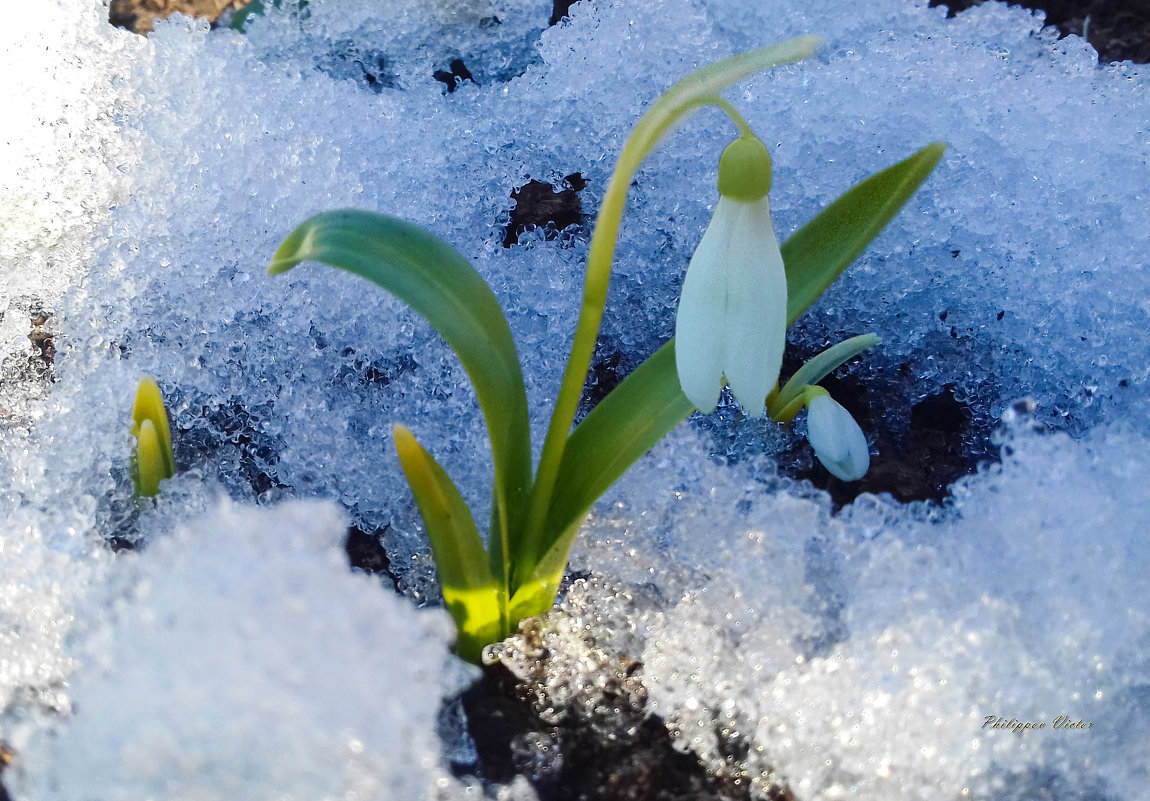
<box><xmin>771</xmin><ymin>384</ymin><xmax>829</xmax><ymax>423</ymax></box>
<box><xmin>518</xmin><ymin>37</ymin><xmax>821</xmax><ymax>576</ymax></box>
<box><xmin>710</xmin><ymin>97</ymin><xmax>755</xmax><ymax>138</ymax></box>
<box><xmin>767</xmin><ymin>333</ymin><xmax>880</xmax><ymax>419</ymax></box>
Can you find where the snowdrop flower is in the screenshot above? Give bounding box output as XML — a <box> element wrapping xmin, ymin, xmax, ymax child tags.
<box><xmin>675</xmin><ymin>134</ymin><xmax>787</xmax><ymax>414</ymax></box>
<box><xmin>806</xmin><ymin>392</ymin><xmax>869</xmax><ymax>481</ymax></box>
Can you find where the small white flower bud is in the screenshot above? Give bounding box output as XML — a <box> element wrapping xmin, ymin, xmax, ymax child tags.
<box><xmin>806</xmin><ymin>394</ymin><xmax>869</xmax><ymax>481</ymax></box>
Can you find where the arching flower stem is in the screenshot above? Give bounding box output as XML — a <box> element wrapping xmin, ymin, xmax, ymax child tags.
<box><xmin>519</xmin><ymin>37</ymin><xmax>821</xmax><ymax>561</ymax></box>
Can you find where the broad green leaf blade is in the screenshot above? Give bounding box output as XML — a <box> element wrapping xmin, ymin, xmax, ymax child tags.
<box><xmin>508</xmin><ymin>517</ymin><xmax>582</xmax><ymax>625</ymax></box>
<box><xmin>270</xmin><ymin>210</ymin><xmax>532</xmax><ymax>593</ymax></box>
<box><xmin>393</xmin><ymin>424</ymin><xmax>504</xmax><ymax>663</ymax></box>
<box><xmin>782</xmin><ymin>142</ymin><xmax>946</xmax><ymax>325</ymax></box>
<box><xmin>547</xmin><ymin>339</ymin><xmax>693</xmax><ymax>538</ymax></box>
<box><xmin>516</xmin><ymin>339</ymin><xmax>693</xmax><ymax>599</ymax></box>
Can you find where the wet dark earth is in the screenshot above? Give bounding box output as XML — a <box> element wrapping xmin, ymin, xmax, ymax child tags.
<box><xmin>929</xmin><ymin>0</ymin><xmax>1150</xmax><ymax>63</ymax></box>
<box><xmin>111</xmin><ymin>0</ymin><xmax>1150</xmax><ymax>65</ymax></box>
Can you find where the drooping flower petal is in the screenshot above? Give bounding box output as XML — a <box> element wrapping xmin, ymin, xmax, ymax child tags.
<box><xmin>675</xmin><ymin>194</ymin><xmax>788</xmax><ymax>414</ymax></box>
<box><xmin>806</xmin><ymin>393</ymin><xmax>870</xmax><ymax>481</ymax></box>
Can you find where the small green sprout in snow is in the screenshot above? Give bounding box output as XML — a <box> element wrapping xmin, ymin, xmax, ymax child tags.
<box><xmin>765</xmin><ymin>334</ymin><xmax>882</xmax><ymax>481</ymax></box>
<box><xmin>130</xmin><ymin>376</ymin><xmax>176</xmax><ymax>497</ymax></box>
<box><xmin>270</xmin><ymin>38</ymin><xmax>944</xmax><ymax>661</ymax></box>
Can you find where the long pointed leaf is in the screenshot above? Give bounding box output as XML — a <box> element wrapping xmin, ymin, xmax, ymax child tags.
<box><xmin>270</xmin><ymin>210</ymin><xmax>532</xmax><ymax>593</ymax></box>
<box><xmin>132</xmin><ymin>420</ymin><xmax>167</xmax><ymax>498</ymax></box>
<box><xmin>508</xmin><ymin>516</ymin><xmax>583</xmax><ymax>625</ymax></box>
<box><xmin>393</xmin><ymin>424</ymin><xmax>503</xmax><ymax>662</ymax></box>
<box><xmin>545</xmin><ymin>340</ymin><xmax>692</xmax><ymax>544</ymax></box>
<box><xmin>131</xmin><ymin>376</ymin><xmax>176</xmax><ymax>479</ymax></box>
<box><xmin>782</xmin><ymin>142</ymin><xmax>946</xmax><ymax>325</ymax></box>
<box><xmin>509</xmin><ymin>339</ymin><xmax>692</xmax><ymax>617</ymax></box>
<box><xmin>521</xmin><ymin>145</ymin><xmax>946</xmax><ymax>599</ymax></box>
<box><xmin>772</xmin><ymin>333</ymin><xmax>881</xmax><ymax>415</ymax></box>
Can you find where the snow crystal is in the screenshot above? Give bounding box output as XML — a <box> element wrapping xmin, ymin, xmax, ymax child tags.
<box><xmin>1</xmin><ymin>0</ymin><xmax>1147</xmax><ymax>797</ymax></box>
<box><xmin>11</xmin><ymin>500</ymin><xmax>476</xmax><ymax>800</ymax></box>
<box><xmin>573</xmin><ymin>418</ymin><xmax>1149</xmax><ymax>799</ymax></box>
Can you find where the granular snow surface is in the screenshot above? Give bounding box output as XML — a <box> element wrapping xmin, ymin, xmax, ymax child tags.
<box><xmin>0</xmin><ymin>0</ymin><xmax>1147</xmax><ymax>798</ymax></box>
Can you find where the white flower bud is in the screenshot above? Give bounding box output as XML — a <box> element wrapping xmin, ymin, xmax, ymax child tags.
<box><xmin>806</xmin><ymin>393</ymin><xmax>869</xmax><ymax>481</ymax></box>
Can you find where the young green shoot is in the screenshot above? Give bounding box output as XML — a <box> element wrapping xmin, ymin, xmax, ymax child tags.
<box><xmin>131</xmin><ymin>376</ymin><xmax>176</xmax><ymax>498</ymax></box>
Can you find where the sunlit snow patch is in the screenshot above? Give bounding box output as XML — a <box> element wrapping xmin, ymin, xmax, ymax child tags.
<box><xmin>12</xmin><ymin>500</ymin><xmax>477</xmax><ymax>800</ymax></box>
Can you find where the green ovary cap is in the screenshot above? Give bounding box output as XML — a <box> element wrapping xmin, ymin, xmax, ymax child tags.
<box><xmin>717</xmin><ymin>135</ymin><xmax>772</xmax><ymax>202</ymax></box>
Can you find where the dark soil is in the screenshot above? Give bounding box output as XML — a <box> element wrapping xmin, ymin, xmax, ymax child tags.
<box><xmin>344</xmin><ymin>524</ymin><xmax>400</xmax><ymax>588</ymax></box>
<box><xmin>929</xmin><ymin>0</ymin><xmax>1150</xmax><ymax>63</ymax></box>
<box><xmin>110</xmin><ymin>0</ymin><xmax>1150</xmax><ymax>66</ymax></box>
<box><xmin>434</xmin><ymin>58</ymin><xmax>476</xmax><ymax>93</ymax></box>
<box><xmin>454</xmin><ymin>597</ymin><xmax>798</xmax><ymax>801</ymax></box>
<box><xmin>0</xmin><ymin>744</ymin><xmax>12</xmax><ymax>801</ymax></box>
<box><xmin>504</xmin><ymin>175</ymin><xmax>587</xmax><ymax>248</ymax></box>
<box><xmin>27</xmin><ymin>313</ymin><xmax>56</xmax><ymax>375</ymax></box>
<box><xmin>458</xmin><ymin>662</ymin><xmax>745</xmax><ymax>801</ymax></box>
<box><xmin>772</xmin><ymin>344</ymin><xmax>999</xmax><ymax>509</ymax></box>
<box><xmin>108</xmin><ymin>0</ymin><xmax>248</xmax><ymax>34</ymax></box>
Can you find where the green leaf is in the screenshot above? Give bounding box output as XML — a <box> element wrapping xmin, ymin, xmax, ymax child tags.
<box><xmin>508</xmin><ymin>515</ymin><xmax>583</xmax><ymax>625</ymax></box>
<box><xmin>131</xmin><ymin>375</ymin><xmax>175</xmax><ymax>479</ymax></box>
<box><xmin>228</xmin><ymin>0</ymin><xmax>305</xmax><ymax>31</ymax></box>
<box><xmin>546</xmin><ymin>339</ymin><xmax>693</xmax><ymax>542</ymax></box>
<box><xmin>770</xmin><ymin>333</ymin><xmax>881</xmax><ymax>421</ymax></box>
<box><xmin>511</xmin><ymin>339</ymin><xmax>693</xmax><ymax>615</ymax></box>
<box><xmin>228</xmin><ymin>0</ymin><xmax>264</xmax><ymax>31</ymax></box>
<box><xmin>132</xmin><ymin>420</ymin><xmax>166</xmax><ymax>498</ymax></box>
<box><xmin>774</xmin><ymin>333</ymin><xmax>881</xmax><ymax>407</ymax></box>
<box><xmin>270</xmin><ymin>210</ymin><xmax>532</xmax><ymax>594</ymax></box>
<box><xmin>782</xmin><ymin>142</ymin><xmax>946</xmax><ymax>325</ymax></box>
<box><xmin>393</xmin><ymin>424</ymin><xmax>504</xmax><ymax>663</ymax></box>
